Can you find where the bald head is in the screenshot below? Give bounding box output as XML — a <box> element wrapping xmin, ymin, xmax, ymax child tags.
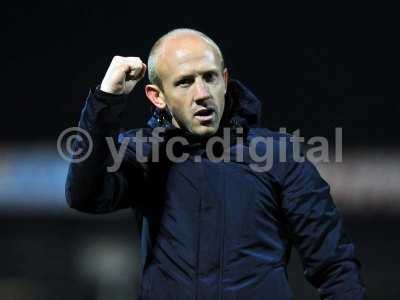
<box><xmin>147</xmin><ymin>29</ymin><xmax>224</xmax><ymax>88</ymax></box>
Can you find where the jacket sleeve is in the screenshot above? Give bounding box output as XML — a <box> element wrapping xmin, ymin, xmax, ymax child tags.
<box><xmin>281</xmin><ymin>152</ymin><xmax>366</xmax><ymax>299</ymax></box>
<box><xmin>65</xmin><ymin>87</ymin><xmax>146</xmax><ymax>214</ymax></box>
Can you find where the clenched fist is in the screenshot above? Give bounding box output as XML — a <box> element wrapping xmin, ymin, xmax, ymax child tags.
<box><xmin>100</xmin><ymin>56</ymin><xmax>147</xmax><ymax>95</ymax></box>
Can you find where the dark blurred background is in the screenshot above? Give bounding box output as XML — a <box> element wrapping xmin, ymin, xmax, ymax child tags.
<box><xmin>1</xmin><ymin>2</ymin><xmax>399</xmax><ymax>299</ymax></box>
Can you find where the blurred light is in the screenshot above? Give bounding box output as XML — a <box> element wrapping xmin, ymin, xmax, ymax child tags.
<box><xmin>0</xmin><ymin>144</ymin><xmax>399</xmax><ymax>215</ymax></box>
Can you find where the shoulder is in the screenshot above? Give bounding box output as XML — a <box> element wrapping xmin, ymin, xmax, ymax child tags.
<box><xmin>116</xmin><ymin>128</ymin><xmax>155</xmax><ymax>159</ymax></box>
<box><xmin>117</xmin><ymin>128</ymin><xmax>154</xmax><ymax>140</ymax></box>
<box><xmin>246</xmin><ymin>127</ymin><xmax>295</xmax><ymax>154</ymax></box>
<box><xmin>247</xmin><ymin>127</ymin><xmax>284</xmax><ymax>139</ymax></box>
<box><xmin>243</xmin><ymin>127</ymin><xmax>306</xmax><ymax>178</ymax></box>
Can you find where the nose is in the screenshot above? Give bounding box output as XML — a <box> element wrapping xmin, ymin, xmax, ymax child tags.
<box><xmin>193</xmin><ymin>78</ymin><xmax>211</xmax><ymax>102</ymax></box>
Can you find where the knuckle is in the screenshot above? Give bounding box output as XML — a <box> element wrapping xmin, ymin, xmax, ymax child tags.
<box><xmin>112</xmin><ymin>55</ymin><xmax>124</xmax><ymax>64</ymax></box>
<box><xmin>129</xmin><ymin>57</ymin><xmax>142</xmax><ymax>65</ymax></box>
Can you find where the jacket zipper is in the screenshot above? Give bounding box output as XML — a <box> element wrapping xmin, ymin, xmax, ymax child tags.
<box><xmin>195</xmin><ymin>162</ymin><xmax>203</xmax><ymax>300</ymax></box>
<box><xmin>218</xmin><ymin>166</ymin><xmax>226</xmax><ymax>300</ymax></box>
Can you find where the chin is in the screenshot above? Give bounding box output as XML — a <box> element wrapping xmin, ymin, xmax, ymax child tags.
<box><xmin>192</xmin><ymin>124</ymin><xmax>218</xmax><ymax>137</ymax></box>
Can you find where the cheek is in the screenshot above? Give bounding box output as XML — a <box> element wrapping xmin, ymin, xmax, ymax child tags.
<box><xmin>170</xmin><ymin>100</ymin><xmax>192</xmax><ymax>121</ymax></box>
<box><xmin>215</xmin><ymin>91</ymin><xmax>226</xmax><ymax>113</ymax></box>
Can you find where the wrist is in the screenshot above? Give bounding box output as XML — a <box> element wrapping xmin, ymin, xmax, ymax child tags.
<box><xmin>93</xmin><ymin>85</ymin><xmax>127</xmax><ymax>104</ymax></box>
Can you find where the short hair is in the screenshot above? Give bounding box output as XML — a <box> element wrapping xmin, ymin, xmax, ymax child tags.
<box><xmin>147</xmin><ymin>28</ymin><xmax>225</xmax><ymax>89</ymax></box>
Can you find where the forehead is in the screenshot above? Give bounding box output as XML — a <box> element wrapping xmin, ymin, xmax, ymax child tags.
<box><xmin>157</xmin><ymin>35</ymin><xmax>221</xmax><ymax>80</ymax></box>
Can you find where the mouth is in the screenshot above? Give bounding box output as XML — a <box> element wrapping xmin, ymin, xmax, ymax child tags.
<box><xmin>193</xmin><ymin>108</ymin><xmax>215</xmax><ymax>123</ymax></box>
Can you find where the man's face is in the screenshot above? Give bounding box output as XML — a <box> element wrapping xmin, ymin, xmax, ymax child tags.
<box><xmin>157</xmin><ymin>36</ymin><xmax>228</xmax><ymax>137</ymax></box>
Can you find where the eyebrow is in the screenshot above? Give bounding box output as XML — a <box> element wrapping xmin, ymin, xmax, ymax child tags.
<box><xmin>174</xmin><ymin>68</ymin><xmax>220</xmax><ymax>82</ymax></box>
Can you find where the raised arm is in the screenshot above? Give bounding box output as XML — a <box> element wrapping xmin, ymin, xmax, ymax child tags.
<box><xmin>65</xmin><ymin>56</ymin><xmax>148</xmax><ymax>214</ymax></box>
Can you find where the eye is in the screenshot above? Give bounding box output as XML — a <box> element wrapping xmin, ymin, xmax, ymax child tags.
<box><xmin>203</xmin><ymin>71</ymin><xmax>218</xmax><ymax>83</ymax></box>
<box><xmin>175</xmin><ymin>77</ymin><xmax>194</xmax><ymax>87</ymax></box>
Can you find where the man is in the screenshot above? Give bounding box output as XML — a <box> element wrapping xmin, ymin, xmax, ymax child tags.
<box><xmin>66</xmin><ymin>28</ymin><xmax>366</xmax><ymax>299</ymax></box>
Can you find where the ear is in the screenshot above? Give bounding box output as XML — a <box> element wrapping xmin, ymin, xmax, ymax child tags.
<box><xmin>145</xmin><ymin>84</ymin><xmax>167</xmax><ymax>109</ymax></box>
<box><xmin>223</xmin><ymin>68</ymin><xmax>229</xmax><ymax>93</ymax></box>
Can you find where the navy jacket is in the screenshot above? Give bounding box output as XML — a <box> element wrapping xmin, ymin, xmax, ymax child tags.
<box><xmin>66</xmin><ymin>79</ymin><xmax>365</xmax><ymax>300</ymax></box>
